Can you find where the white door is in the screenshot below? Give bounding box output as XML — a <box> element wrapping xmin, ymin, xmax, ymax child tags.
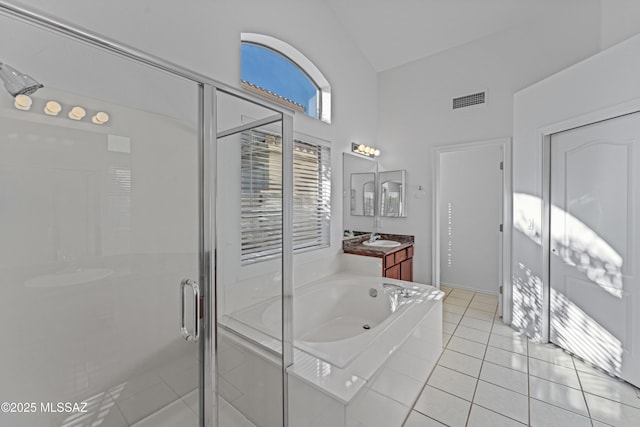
<box><xmin>438</xmin><ymin>144</ymin><xmax>503</xmax><ymax>295</ymax></box>
<box><xmin>550</xmin><ymin>112</ymin><xmax>640</xmax><ymax>387</ymax></box>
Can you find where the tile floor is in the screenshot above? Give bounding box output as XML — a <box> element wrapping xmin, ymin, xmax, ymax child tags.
<box><xmin>403</xmin><ymin>286</ymin><xmax>640</xmax><ymax>427</ymax></box>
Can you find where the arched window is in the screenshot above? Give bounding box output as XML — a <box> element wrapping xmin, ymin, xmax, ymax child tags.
<box><xmin>240</xmin><ymin>33</ymin><xmax>331</xmax><ymax>123</ymax></box>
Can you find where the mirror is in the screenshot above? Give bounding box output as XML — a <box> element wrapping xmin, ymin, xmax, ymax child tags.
<box><xmin>350</xmin><ymin>173</ymin><xmax>376</xmax><ymax>216</ymax></box>
<box><xmin>343</xmin><ymin>153</ymin><xmax>377</xmax><ymax>231</ymax></box>
<box><xmin>379</xmin><ymin>170</ymin><xmax>406</xmax><ymax>217</ymax></box>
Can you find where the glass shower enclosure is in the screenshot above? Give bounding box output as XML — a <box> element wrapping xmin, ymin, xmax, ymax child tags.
<box><xmin>0</xmin><ymin>3</ymin><xmax>293</xmax><ymax>427</ymax></box>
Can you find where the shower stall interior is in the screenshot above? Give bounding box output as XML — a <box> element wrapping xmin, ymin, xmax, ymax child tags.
<box><xmin>0</xmin><ymin>3</ymin><xmax>293</xmax><ymax>427</ymax></box>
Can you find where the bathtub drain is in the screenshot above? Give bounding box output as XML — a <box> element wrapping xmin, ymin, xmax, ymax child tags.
<box><xmin>363</xmin><ymin>324</ymin><xmax>371</xmax><ymax>330</ymax></box>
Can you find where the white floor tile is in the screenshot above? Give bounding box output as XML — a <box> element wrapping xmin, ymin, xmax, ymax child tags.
<box><xmin>427</xmin><ymin>365</ymin><xmax>477</xmax><ymax>401</ymax></box>
<box><xmin>109</xmin><ymin>372</ymin><xmax>164</xmax><ymax>402</ymax></box>
<box><xmin>459</xmin><ymin>316</ymin><xmax>493</xmax><ymax>332</ymax></box>
<box><xmin>468</xmin><ymin>301</ymin><xmax>497</xmax><ymax>313</ymax></box>
<box><xmin>440</xmin><ymin>285</ymin><xmax>453</xmax><ymax>295</ymax></box>
<box><xmin>443</xmin><ymin>303</ymin><xmax>467</xmax><ymax>315</ymax></box>
<box><xmin>467</xmin><ymin>404</ymin><xmax>526</xmax><ymax>427</ymax></box>
<box><xmin>529</xmin><ymin>398</ymin><xmax>591</xmax><ymax>427</ymax></box>
<box><xmin>442</xmin><ymin>333</ymin><xmax>452</xmax><ymax>348</ymax></box>
<box><xmin>572</xmin><ymin>357</ymin><xmax>611</xmax><ymax>379</ymax></box>
<box><xmin>413</xmin><ymin>386</ymin><xmax>470</xmax><ymax>427</ymax></box>
<box><xmin>488</xmin><ymin>334</ymin><xmax>527</xmax><ymax>355</ymax></box>
<box><xmin>454</xmin><ymin>325</ymin><xmax>490</xmax><ymax>344</ymax></box>
<box><xmin>116</xmin><ymin>381</ymin><xmax>181</xmax><ymax>425</ymax></box>
<box><xmin>182</xmin><ymin>390</ymin><xmax>198</xmax><ymax>413</ymax></box>
<box><xmin>483</xmin><ymin>346</ymin><xmax>528</xmax><ymax>373</ymax></box>
<box><xmin>450</xmin><ymin>289</ymin><xmax>475</xmax><ymax>299</ymax></box>
<box><xmin>446</xmin><ymin>296</ymin><xmax>471</xmax><ymax>307</ymax></box>
<box><xmin>465</xmin><ymin>309</ymin><xmax>496</xmax><ymax>321</ymax></box>
<box><xmin>403</xmin><ymin>410</ymin><xmax>447</xmax><ymax>426</ymax></box>
<box><xmin>529</xmin><ymin>376</ymin><xmax>589</xmax><ymax>416</ymax></box>
<box><xmin>472</xmin><ymin>293</ymin><xmax>499</xmax><ymax>304</ymax></box>
<box><xmin>132</xmin><ymin>399</ymin><xmax>197</xmax><ymax>427</ymax></box>
<box><xmin>371</xmin><ymin>366</ymin><xmax>425</xmax><ymax>406</ymax></box>
<box><xmin>528</xmin><ymin>357</ymin><xmax>581</xmax><ymax>389</ymax></box>
<box><xmin>473</xmin><ymin>381</ymin><xmax>529</xmax><ymax>425</ymax></box>
<box><xmin>219</xmin><ymin>397</ymin><xmax>256</xmax><ymax>427</ymax></box>
<box><xmin>480</xmin><ymin>361</ymin><xmax>528</xmax><ymax>395</ymax></box>
<box><xmin>438</xmin><ymin>349</ymin><xmax>482</xmax><ymax>378</ymax></box>
<box><xmin>442</xmin><ymin>321</ymin><xmax>458</xmax><ymax>334</ymax></box>
<box><xmin>491</xmin><ymin>322</ymin><xmax>526</xmax><ymax>339</ymax></box>
<box><xmin>447</xmin><ymin>336</ymin><xmax>487</xmax><ymax>359</ymax></box>
<box><xmin>443</xmin><ymin>311</ymin><xmax>463</xmax><ymax>324</ymax></box>
<box><xmin>585</xmin><ymin>392</ymin><xmax>640</xmax><ymax>426</ymax></box>
<box><xmin>527</xmin><ymin>342</ymin><xmax>574</xmax><ymax>368</ymax></box>
<box><xmin>349</xmin><ymin>388</ymin><xmax>410</xmax><ymax>427</ymax></box>
<box><xmin>578</xmin><ymin>371</ymin><xmax>640</xmax><ymax>409</ymax></box>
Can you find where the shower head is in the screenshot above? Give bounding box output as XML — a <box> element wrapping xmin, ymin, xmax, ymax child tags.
<box><xmin>0</xmin><ymin>62</ymin><xmax>43</xmax><ymax>97</ymax></box>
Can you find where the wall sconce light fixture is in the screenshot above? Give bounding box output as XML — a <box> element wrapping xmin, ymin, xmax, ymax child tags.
<box><xmin>352</xmin><ymin>142</ymin><xmax>380</xmax><ymax>158</ymax></box>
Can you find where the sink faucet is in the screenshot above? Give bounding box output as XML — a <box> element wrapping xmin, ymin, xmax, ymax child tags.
<box><xmin>368</xmin><ymin>232</ymin><xmax>380</xmax><ymax>243</ymax></box>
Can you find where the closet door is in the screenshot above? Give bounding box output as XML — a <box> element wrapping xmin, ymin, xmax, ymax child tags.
<box><xmin>550</xmin><ymin>112</ymin><xmax>640</xmax><ymax>387</ymax></box>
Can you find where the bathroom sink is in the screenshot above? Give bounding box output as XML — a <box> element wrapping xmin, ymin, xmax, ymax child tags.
<box><xmin>363</xmin><ymin>240</ymin><xmax>402</xmax><ymax>248</ymax></box>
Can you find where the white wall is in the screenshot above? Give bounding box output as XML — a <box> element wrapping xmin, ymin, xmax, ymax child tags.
<box><xmin>600</xmin><ymin>0</ymin><xmax>640</xmax><ymax>50</ymax></box>
<box><xmin>512</xmin><ymin>33</ymin><xmax>640</xmax><ymax>340</ymax></box>
<box><xmin>376</xmin><ymin>3</ymin><xmax>602</xmax><ymax>284</ymax></box>
<box><xmin>8</xmin><ymin>0</ymin><xmax>379</xmax><ymax>273</ymax></box>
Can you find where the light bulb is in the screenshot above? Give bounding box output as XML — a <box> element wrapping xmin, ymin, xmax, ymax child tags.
<box><xmin>14</xmin><ymin>94</ymin><xmax>32</xmax><ymax>111</ymax></box>
<box><xmin>374</xmin><ymin>149</ymin><xmax>381</xmax><ymax>156</ymax></box>
<box><xmin>358</xmin><ymin>144</ymin><xmax>365</xmax><ymax>152</ymax></box>
<box><xmin>68</xmin><ymin>106</ymin><xmax>86</xmax><ymax>120</ymax></box>
<box><xmin>44</xmin><ymin>101</ymin><xmax>62</xmax><ymax>116</ymax></box>
<box><xmin>92</xmin><ymin>111</ymin><xmax>109</xmax><ymax>124</ymax></box>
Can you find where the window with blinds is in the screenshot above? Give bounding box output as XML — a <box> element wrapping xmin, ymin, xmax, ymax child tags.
<box><xmin>240</xmin><ymin>129</ymin><xmax>331</xmax><ymax>264</ymax></box>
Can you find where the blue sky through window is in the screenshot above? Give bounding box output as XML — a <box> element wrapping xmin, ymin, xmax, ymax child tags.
<box><xmin>241</xmin><ymin>43</ymin><xmax>318</xmax><ymax>117</ymax></box>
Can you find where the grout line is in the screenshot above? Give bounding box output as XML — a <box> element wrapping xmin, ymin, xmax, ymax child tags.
<box><xmin>464</xmin><ymin>291</ymin><xmax>488</xmax><ymax>427</ymax></box>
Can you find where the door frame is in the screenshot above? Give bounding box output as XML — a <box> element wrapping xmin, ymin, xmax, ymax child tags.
<box><xmin>539</xmin><ymin>99</ymin><xmax>640</xmax><ymax>343</ymax></box>
<box><xmin>432</xmin><ymin>137</ymin><xmax>512</xmax><ymax>321</ymax></box>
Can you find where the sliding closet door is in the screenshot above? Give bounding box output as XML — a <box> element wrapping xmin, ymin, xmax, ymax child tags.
<box><xmin>550</xmin><ymin>112</ymin><xmax>640</xmax><ymax>387</ymax></box>
<box><xmin>0</xmin><ymin>13</ymin><xmax>203</xmax><ymax>427</ymax></box>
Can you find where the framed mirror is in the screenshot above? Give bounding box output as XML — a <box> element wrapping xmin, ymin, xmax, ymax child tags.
<box><xmin>379</xmin><ymin>170</ymin><xmax>406</xmax><ymax>217</ymax></box>
<box><xmin>350</xmin><ymin>172</ymin><xmax>376</xmax><ymax>216</ymax></box>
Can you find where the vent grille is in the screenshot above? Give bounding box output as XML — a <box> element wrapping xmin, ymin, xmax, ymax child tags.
<box><xmin>453</xmin><ymin>91</ymin><xmax>486</xmax><ymax>109</ymax></box>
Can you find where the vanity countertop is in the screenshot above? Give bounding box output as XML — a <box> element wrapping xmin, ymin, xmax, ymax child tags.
<box><xmin>342</xmin><ymin>233</ymin><xmax>414</xmax><ymax>257</ymax></box>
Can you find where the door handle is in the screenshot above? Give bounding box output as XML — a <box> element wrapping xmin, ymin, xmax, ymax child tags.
<box><xmin>180</xmin><ymin>279</ymin><xmax>200</xmax><ymax>342</ymax></box>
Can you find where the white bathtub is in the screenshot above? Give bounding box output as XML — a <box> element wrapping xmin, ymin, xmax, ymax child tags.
<box><xmin>259</xmin><ymin>275</ymin><xmax>434</xmax><ymax>367</ymax></box>
<box><xmin>221</xmin><ymin>272</ymin><xmax>444</xmax><ymax>427</ymax></box>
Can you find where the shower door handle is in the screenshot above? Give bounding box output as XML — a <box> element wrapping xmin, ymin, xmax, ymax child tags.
<box><xmin>180</xmin><ymin>279</ymin><xmax>200</xmax><ymax>342</ymax></box>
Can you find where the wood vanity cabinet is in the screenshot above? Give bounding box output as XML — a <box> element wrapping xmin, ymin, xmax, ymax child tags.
<box><xmin>383</xmin><ymin>245</ymin><xmax>413</xmax><ymax>281</ymax></box>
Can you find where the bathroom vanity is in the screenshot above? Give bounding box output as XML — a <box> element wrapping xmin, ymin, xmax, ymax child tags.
<box><xmin>342</xmin><ymin>233</ymin><xmax>414</xmax><ymax>281</ymax></box>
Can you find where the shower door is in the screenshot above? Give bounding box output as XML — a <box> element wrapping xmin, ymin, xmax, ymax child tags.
<box><xmin>0</xmin><ymin>11</ymin><xmax>204</xmax><ymax>427</ymax></box>
<box><xmin>215</xmin><ymin>90</ymin><xmax>293</xmax><ymax>427</ymax></box>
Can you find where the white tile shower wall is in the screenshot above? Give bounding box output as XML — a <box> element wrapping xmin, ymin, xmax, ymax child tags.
<box><xmin>288</xmin><ymin>302</ymin><xmax>442</xmax><ymax>427</ymax></box>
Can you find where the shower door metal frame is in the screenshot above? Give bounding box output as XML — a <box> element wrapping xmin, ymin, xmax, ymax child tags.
<box><xmin>0</xmin><ymin>2</ymin><xmax>295</xmax><ymax>426</ymax></box>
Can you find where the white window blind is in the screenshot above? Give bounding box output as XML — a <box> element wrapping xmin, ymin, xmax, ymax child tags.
<box><xmin>241</xmin><ymin>129</ymin><xmax>331</xmax><ymax>264</ymax></box>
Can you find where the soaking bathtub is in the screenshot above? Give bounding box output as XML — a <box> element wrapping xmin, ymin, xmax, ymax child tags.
<box><xmin>220</xmin><ymin>272</ymin><xmax>444</xmax><ymax>427</ymax></box>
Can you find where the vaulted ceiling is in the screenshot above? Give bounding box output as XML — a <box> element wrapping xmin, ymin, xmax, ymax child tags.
<box><xmin>322</xmin><ymin>0</ymin><xmax>596</xmax><ymax>72</ymax></box>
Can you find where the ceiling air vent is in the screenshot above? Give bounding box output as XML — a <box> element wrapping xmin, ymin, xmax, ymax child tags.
<box><xmin>453</xmin><ymin>91</ymin><xmax>486</xmax><ymax>110</ymax></box>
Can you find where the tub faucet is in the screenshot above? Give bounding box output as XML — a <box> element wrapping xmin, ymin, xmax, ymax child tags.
<box><xmin>368</xmin><ymin>232</ymin><xmax>380</xmax><ymax>243</ymax></box>
<box><xmin>383</xmin><ymin>282</ymin><xmax>413</xmax><ymax>298</ymax></box>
